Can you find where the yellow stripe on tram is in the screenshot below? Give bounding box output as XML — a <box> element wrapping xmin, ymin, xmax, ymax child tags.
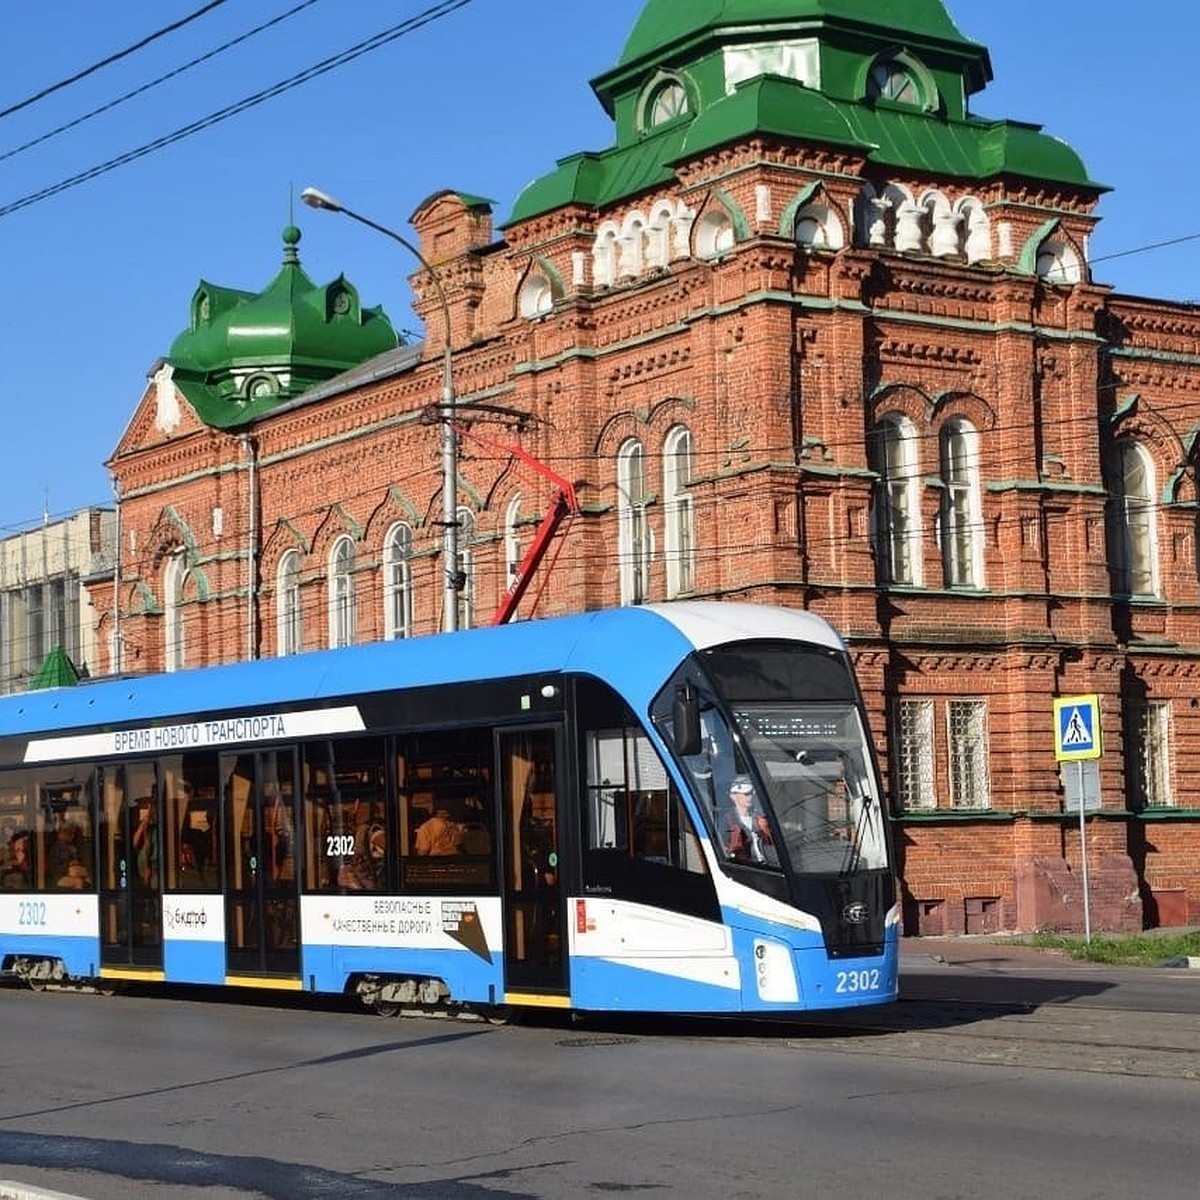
<box><xmin>98</xmin><ymin>967</ymin><xmax>166</xmax><ymax>983</ymax></box>
<box><xmin>224</xmin><ymin>975</ymin><xmax>305</xmax><ymax>991</ymax></box>
<box><xmin>503</xmin><ymin>992</ymin><xmax>571</xmax><ymax>1009</ymax></box>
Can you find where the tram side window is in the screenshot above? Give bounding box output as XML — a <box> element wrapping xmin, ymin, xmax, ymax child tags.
<box><xmin>39</xmin><ymin>773</ymin><xmax>94</xmax><ymax>892</ymax></box>
<box><xmin>0</xmin><ymin>779</ymin><xmax>34</xmax><ymax>891</ymax></box>
<box><xmin>584</xmin><ymin>728</ymin><xmax>706</xmax><ymax>877</ymax></box>
<box><xmin>0</xmin><ymin>767</ymin><xmax>96</xmax><ymax>892</ymax></box>
<box><xmin>162</xmin><ymin>754</ymin><xmax>220</xmax><ymax>891</ymax></box>
<box><xmin>398</xmin><ymin>728</ymin><xmax>495</xmax><ymax>891</ymax></box>
<box><xmin>302</xmin><ymin>739</ymin><xmax>389</xmax><ymax>892</ymax></box>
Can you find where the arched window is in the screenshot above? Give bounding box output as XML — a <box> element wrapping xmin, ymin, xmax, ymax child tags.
<box><xmin>694</xmin><ymin>210</ymin><xmax>734</xmax><ymax>260</ymax></box>
<box><xmin>663</xmin><ymin>425</ymin><xmax>695</xmax><ymax>597</ymax></box>
<box><xmin>328</xmin><ymin>536</ymin><xmax>357</xmax><ymax>649</ymax></box>
<box><xmin>867</xmin><ymin>61</ymin><xmax>920</xmax><ymax>105</ymax></box>
<box><xmin>617</xmin><ymin>439</ymin><xmax>650</xmax><ymax>605</ymax></box>
<box><xmin>794</xmin><ymin>203</ymin><xmax>845</xmax><ymax>251</ymax></box>
<box><xmin>648</xmin><ymin>80</ymin><xmax>688</xmax><ymax>127</ymax></box>
<box><xmin>1111</xmin><ymin>440</ymin><xmax>1159</xmax><ymax>597</ymax></box>
<box><xmin>518</xmin><ymin>271</ymin><xmax>555</xmax><ymax>319</ymax></box>
<box><xmin>164</xmin><ymin>549</ymin><xmax>188</xmax><ymax>672</ymax></box>
<box><xmin>940</xmin><ymin>419</ymin><xmax>984</xmax><ymax>589</ymax></box>
<box><xmin>383</xmin><ymin>524</ymin><xmax>413</xmax><ymax>640</ymax></box>
<box><xmin>455</xmin><ymin>508</ymin><xmax>475</xmax><ymax>630</ymax></box>
<box><xmin>1035</xmin><ymin>241</ymin><xmax>1082</xmax><ymax>285</ymax></box>
<box><xmin>276</xmin><ymin>550</ymin><xmax>302</xmax><ymax>657</ymax></box>
<box><xmin>870</xmin><ymin>416</ymin><xmax>922</xmax><ymax>586</ymax></box>
<box><xmin>504</xmin><ymin>495</ymin><xmax>523</xmax><ymax>588</ymax></box>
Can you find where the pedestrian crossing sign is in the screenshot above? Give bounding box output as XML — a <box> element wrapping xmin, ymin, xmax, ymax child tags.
<box><xmin>1053</xmin><ymin>694</ymin><xmax>1102</xmax><ymax>762</ymax></box>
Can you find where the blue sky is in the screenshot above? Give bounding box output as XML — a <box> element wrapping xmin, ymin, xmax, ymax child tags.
<box><xmin>0</xmin><ymin>0</ymin><xmax>1194</xmax><ymax>530</ymax></box>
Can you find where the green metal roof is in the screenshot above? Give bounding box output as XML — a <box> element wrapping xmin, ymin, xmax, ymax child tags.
<box><xmin>31</xmin><ymin>645</ymin><xmax>80</xmax><ymax>690</ymax></box>
<box><xmin>168</xmin><ymin>226</ymin><xmax>399</xmax><ymax>430</ymax></box>
<box><xmin>620</xmin><ymin>0</ymin><xmax>979</xmax><ymax>68</ymax></box>
<box><xmin>507</xmin><ymin>0</ymin><xmax>1099</xmax><ymax>226</ymax></box>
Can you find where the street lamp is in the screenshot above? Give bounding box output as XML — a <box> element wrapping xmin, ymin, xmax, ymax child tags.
<box><xmin>300</xmin><ymin>186</ymin><xmax>460</xmax><ymax>632</ymax></box>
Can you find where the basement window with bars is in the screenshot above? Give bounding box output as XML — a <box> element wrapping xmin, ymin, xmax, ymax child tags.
<box><xmin>947</xmin><ymin>699</ymin><xmax>990</xmax><ymax>810</ymax></box>
<box><xmin>894</xmin><ymin>699</ymin><xmax>936</xmax><ymax>810</ymax></box>
<box><xmin>1126</xmin><ymin>700</ymin><xmax>1172</xmax><ymax>808</ymax></box>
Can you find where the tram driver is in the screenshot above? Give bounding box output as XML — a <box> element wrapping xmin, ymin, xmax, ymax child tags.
<box><xmin>723</xmin><ymin>776</ymin><xmax>775</xmax><ymax>866</ymax></box>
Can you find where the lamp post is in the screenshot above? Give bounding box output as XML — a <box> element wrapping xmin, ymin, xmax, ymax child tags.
<box><xmin>300</xmin><ymin>186</ymin><xmax>460</xmax><ymax>632</ymax></box>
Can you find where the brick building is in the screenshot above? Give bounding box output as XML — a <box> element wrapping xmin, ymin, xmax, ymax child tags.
<box><xmin>91</xmin><ymin>0</ymin><xmax>1200</xmax><ymax>934</ymax></box>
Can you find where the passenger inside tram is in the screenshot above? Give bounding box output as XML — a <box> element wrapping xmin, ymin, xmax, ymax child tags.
<box><xmin>1</xmin><ymin>829</ymin><xmax>31</xmax><ymax>890</ymax></box>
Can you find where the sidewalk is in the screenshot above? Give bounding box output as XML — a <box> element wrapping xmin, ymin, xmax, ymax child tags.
<box><xmin>901</xmin><ymin>934</ymin><xmax>1074</xmax><ymax>969</ymax></box>
<box><xmin>901</xmin><ymin>928</ymin><xmax>1200</xmax><ymax>970</ymax></box>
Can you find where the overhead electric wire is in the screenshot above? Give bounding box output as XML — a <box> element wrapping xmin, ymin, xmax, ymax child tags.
<box><xmin>0</xmin><ymin>0</ymin><xmax>477</xmax><ymax>220</ymax></box>
<box><xmin>0</xmin><ymin>1</ymin><xmax>324</xmax><ymax>168</ymax></box>
<box><xmin>0</xmin><ymin>0</ymin><xmax>232</xmax><ymax>122</ymax></box>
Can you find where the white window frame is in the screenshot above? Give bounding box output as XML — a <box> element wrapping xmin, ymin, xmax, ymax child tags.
<box><xmin>164</xmin><ymin>549</ymin><xmax>188</xmax><ymax>673</ymax></box>
<box><xmin>617</xmin><ymin>439</ymin><xmax>651</xmax><ymax>605</ymax></box>
<box><xmin>1128</xmin><ymin>700</ymin><xmax>1172</xmax><ymax>808</ymax></box>
<box><xmin>1114</xmin><ymin>440</ymin><xmax>1159</xmax><ymax>597</ymax></box>
<box><xmin>947</xmin><ymin>699</ymin><xmax>990</xmax><ymax>810</ymax></box>
<box><xmin>940</xmin><ymin>418</ymin><xmax>984</xmax><ymax>588</ymax></box>
<box><xmin>663</xmin><ymin>425</ymin><xmax>695</xmax><ymax>598</ymax></box>
<box><xmin>383</xmin><ymin>523</ymin><xmax>413</xmax><ymax>641</ymax></box>
<box><xmin>276</xmin><ymin>550</ymin><xmax>302</xmax><ymax>657</ymax></box>
<box><xmin>872</xmin><ymin>415</ymin><xmax>922</xmax><ymax>586</ymax></box>
<box><xmin>328</xmin><ymin>536</ymin><xmax>356</xmax><ymax>649</ymax></box>
<box><xmin>895</xmin><ymin>699</ymin><xmax>936</xmax><ymax>810</ymax></box>
<box><xmin>504</xmin><ymin>495</ymin><xmax>523</xmax><ymax>587</ymax></box>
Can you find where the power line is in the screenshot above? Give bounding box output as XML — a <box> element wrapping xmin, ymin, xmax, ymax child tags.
<box><xmin>0</xmin><ymin>1</ymin><xmax>323</xmax><ymax>168</ymax></box>
<box><xmin>0</xmin><ymin>0</ymin><xmax>232</xmax><ymax>123</ymax></box>
<box><xmin>0</xmin><ymin>0</ymin><xmax>477</xmax><ymax>221</ymax></box>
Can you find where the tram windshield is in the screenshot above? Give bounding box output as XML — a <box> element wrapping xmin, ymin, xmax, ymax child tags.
<box><xmin>656</xmin><ymin>640</ymin><xmax>889</xmax><ymax>878</ymax></box>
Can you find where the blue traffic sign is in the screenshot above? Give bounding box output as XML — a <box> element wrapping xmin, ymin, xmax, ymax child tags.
<box><xmin>1052</xmin><ymin>694</ymin><xmax>1102</xmax><ymax>761</ymax></box>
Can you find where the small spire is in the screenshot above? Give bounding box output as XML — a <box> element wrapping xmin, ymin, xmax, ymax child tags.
<box><xmin>282</xmin><ymin>223</ymin><xmax>302</xmax><ymax>265</ymax></box>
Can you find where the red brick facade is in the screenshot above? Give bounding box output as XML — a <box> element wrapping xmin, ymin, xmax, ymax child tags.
<box><xmin>91</xmin><ymin>25</ymin><xmax>1200</xmax><ymax>938</ymax></box>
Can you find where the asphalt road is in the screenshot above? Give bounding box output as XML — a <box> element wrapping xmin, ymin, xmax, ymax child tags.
<box><xmin>0</xmin><ymin>945</ymin><xmax>1196</xmax><ymax>1200</ymax></box>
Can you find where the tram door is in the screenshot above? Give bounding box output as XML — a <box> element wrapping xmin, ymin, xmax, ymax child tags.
<box><xmin>98</xmin><ymin>762</ymin><xmax>164</xmax><ymax>970</ymax></box>
<box><xmin>221</xmin><ymin>750</ymin><xmax>301</xmax><ymax>978</ymax></box>
<box><xmin>498</xmin><ymin>728</ymin><xmax>567</xmax><ymax>995</ymax></box>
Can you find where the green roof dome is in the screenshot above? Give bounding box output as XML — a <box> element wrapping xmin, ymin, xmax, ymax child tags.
<box><xmin>620</xmin><ymin>0</ymin><xmax>974</xmax><ymax>68</ymax></box>
<box><xmin>507</xmin><ymin>1</ymin><xmax>1099</xmax><ymax>226</ymax></box>
<box><xmin>168</xmin><ymin>226</ymin><xmax>399</xmax><ymax>429</ymax></box>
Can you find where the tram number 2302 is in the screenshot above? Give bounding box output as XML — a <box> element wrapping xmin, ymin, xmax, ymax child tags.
<box><xmin>18</xmin><ymin>901</ymin><xmax>47</xmax><ymax>927</ymax></box>
<box><xmin>835</xmin><ymin>967</ymin><xmax>881</xmax><ymax>994</ymax></box>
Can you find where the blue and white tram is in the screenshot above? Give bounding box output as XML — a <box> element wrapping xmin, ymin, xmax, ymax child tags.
<box><xmin>0</xmin><ymin>602</ymin><xmax>898</xmax><ymax>1015</ymax></box>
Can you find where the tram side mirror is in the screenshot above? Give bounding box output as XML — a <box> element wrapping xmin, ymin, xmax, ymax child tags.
<box><xmin>672</xmin><ymin>684</ymin><xmax>702</xmax><ymax>757</ymax></box>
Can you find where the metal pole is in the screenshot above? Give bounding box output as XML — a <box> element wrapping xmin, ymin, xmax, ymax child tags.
<box><xmin>111</xmin><ymin>478</ymin><xmax>122</xmax><ymax>675</ymax></box>
<box><xmin>242</xmin><ymin>433</ymin><xmax>259</xmax><ymax>661</ymax></box>
<box><xmin>300</xmin><ymin>187</ymin><xmax>458</xmax><ymax>631</ymax></box>
<box><xmin>1077</xmin><ymin>759</ymin><xmax>1092</xmax><ymax>944</ymax></box>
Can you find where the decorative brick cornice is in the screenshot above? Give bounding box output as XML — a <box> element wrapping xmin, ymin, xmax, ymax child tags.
<box><xmin>878</xmin><ymin>337</ymin><xmax>981</xmax><ymax>366</ymax></box>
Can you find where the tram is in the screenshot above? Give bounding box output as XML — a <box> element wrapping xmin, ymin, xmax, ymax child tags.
<box><xmin>0</xmin><ymin>602</ymin><xmax>898</xmax><ymax>1015</ymax></box>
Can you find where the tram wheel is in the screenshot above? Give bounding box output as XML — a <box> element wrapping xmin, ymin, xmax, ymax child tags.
<box><xmin>374</xmin><ymin>999</ymin><xmax>401</xmax><ymax>1018</ymax></box>
<box><xmin>481</xmin><ymin>1005</ymin><xmax>516</xmax><ymax>1026</ymax></box>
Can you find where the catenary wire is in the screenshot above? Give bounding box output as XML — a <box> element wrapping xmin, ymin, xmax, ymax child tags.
<box><xmin>0</xmin><ymin>0</ymin><xmax>478</xmax><ymax>220</ymax></box>
<box><xmin>0</xmin><ymin>1</ymin><xmax>323</xmax><ymax>167</ymax></box>
<box><xmin>0</xmin><ymin>0</ymin><xmax>232</xmax><ymax>122</ymax></box>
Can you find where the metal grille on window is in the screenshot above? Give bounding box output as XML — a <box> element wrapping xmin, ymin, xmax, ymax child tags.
<box><xmin>1129</xmin><ymin>701</ymin><xmax>1171</xmax><ymax>808</ymax></box>
<box><xmin>948</xmin><ymin>699</ymin><xmax>989</xmax><ymax>809</ymax></box>
<box><xmin>896</xmin><ymin>699</ymin><xmax>935</xmax><ymax>810</ymax></box>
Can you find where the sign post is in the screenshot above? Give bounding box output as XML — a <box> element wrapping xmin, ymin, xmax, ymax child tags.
<box><xmin>1052</xmin><ymin>695</ymin><xmax>1103</xmax><ymax>943</ymax></box>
